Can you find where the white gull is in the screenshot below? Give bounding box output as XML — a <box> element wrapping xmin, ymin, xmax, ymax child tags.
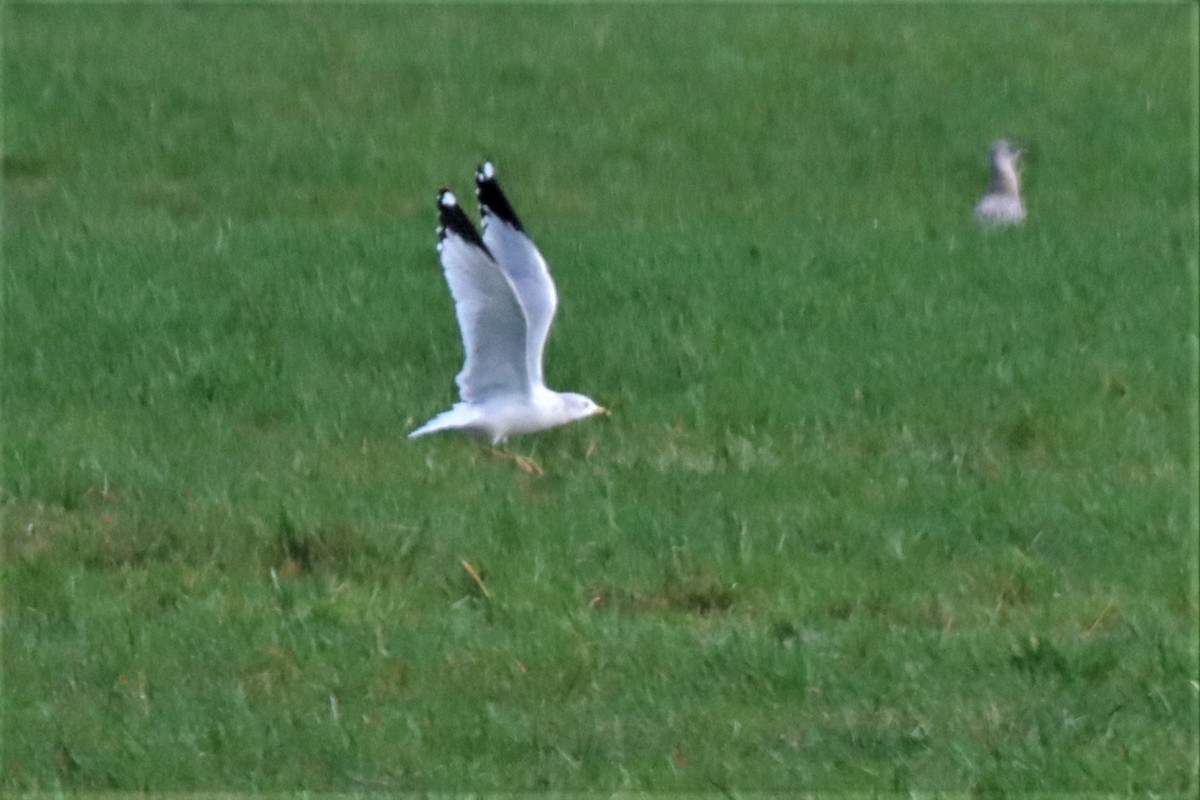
<box><xmin>409</xmin><ymin>161</ymin><xmax>605</xmax><ymax>446</ymax></box>
<box><xmin>974</xmin><ymin>139</ymin><xmax>1027</xmax><ymax>226</ymax></box>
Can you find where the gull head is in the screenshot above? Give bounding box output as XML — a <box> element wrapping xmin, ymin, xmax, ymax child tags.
<box><xmin>559</xmin><ymin>392</ymin><xmax>607</xmax><ymax>422</ymax></box>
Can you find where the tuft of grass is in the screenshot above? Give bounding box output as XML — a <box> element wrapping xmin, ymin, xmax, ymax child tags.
<box><xmin>3</xmin><ymin>3</ymin><xmax>1197</xmax><ymax>794</ymax></box>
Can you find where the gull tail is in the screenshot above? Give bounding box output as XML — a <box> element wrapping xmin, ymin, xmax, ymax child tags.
<box><xmin>408</xmin><ymin>405</ymin><xmax>479</xmax><ymax>439</ymax></box>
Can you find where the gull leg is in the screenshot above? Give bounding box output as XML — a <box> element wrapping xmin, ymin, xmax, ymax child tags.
<box><xmin>486</xmin><ymin>446</ymin><xmax>544</xmax><ymax>477</ymax></box>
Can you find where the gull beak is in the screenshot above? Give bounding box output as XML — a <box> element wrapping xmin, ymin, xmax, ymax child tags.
<box><xmin>595</xmin><ymin>406</ymin><xmax>609</xmax><ymax>417</ymax></box>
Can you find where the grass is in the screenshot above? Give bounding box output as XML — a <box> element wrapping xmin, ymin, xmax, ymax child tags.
<box><xmin>3</xmin><ymin>2</ymin><xmax>1197</xmax><ymax>794</ymax></box>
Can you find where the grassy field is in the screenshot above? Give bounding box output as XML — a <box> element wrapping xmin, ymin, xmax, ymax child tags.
<box><xmin>3</xmin><ymin>3</ymin><xmax>1197</xmax><ymax>794</ymax></box>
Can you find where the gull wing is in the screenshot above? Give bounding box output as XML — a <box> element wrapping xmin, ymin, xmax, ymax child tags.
<box><xmin>435</xmin><ymin>189</ymin><xmax>531</xmax><ymax>403</ymax></box>
<box><xmin>475</xmin><ymin>161</ymin><xmax>558</xmax><ymax>390</ymax></box>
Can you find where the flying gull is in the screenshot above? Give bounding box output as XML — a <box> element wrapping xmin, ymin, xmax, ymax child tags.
<box><xmin>974</xmin><ymin>139</ymin><xmax>1027</xmax><ymax>226</ymax></box>
<box><xmin>409</xmin><ymin>161</ymin><xmax>605</xmax><ymax>449</ymax></box>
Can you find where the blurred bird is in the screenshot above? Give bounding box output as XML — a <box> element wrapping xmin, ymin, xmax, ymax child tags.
<box><xmin>974</xmin><ymin>139</ymin><xmax>1027</xmax><ymax>226</ymax></box>
<box><xmin>410</xmin><ymin>161</ymin><xmax>606</xmax><ymax>452</ymax></box>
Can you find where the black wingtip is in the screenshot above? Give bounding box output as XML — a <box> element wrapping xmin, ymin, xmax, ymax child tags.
<box><xmin>436</xmin><ymin>188</ymin><xmax>487</xmax><ymax>250</ymax></box>
<box><xmin>475</xmin><ymin>159</ymin><xmax>525</xmax><ymax>232</ymax></box>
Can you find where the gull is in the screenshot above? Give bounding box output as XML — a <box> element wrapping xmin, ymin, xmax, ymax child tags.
<box><xmin>974</xmin><ymin>139</ymin><xmax>1027</xmax><ymax>226</ymax></box>
<box><xmin>409</xmin><ymin>161</ymin><xmax>605</xmax><ymax>455</ymax></box>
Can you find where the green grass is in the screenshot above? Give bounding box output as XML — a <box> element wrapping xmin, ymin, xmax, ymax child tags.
<box><xmin>3</xmin><ymin>2</ymin><xmax>1197</xmax><ymax>794</ymax></box>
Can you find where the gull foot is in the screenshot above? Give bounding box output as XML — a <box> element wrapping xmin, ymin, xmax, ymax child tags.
<box><xmin>487</xmin><ymin>447</ymin><xmax>545</xmax><ymax>477</ymax></box>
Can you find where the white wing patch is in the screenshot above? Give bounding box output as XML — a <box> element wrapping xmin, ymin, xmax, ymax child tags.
<box><xmin>435</xmin><ymin>191</ymin><xmax>532</xmax><ymax>402</ymax></box>
<box><xmin>475</xmin><ymin>162</ymin><xmax>558</xmax><ymax>389</ymax></box>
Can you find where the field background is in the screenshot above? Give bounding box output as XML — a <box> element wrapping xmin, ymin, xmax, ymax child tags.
<box><xmin>3</xmin><ymin>3</ymin><xmax>1197</xmax><ymax>794</ymax></box>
